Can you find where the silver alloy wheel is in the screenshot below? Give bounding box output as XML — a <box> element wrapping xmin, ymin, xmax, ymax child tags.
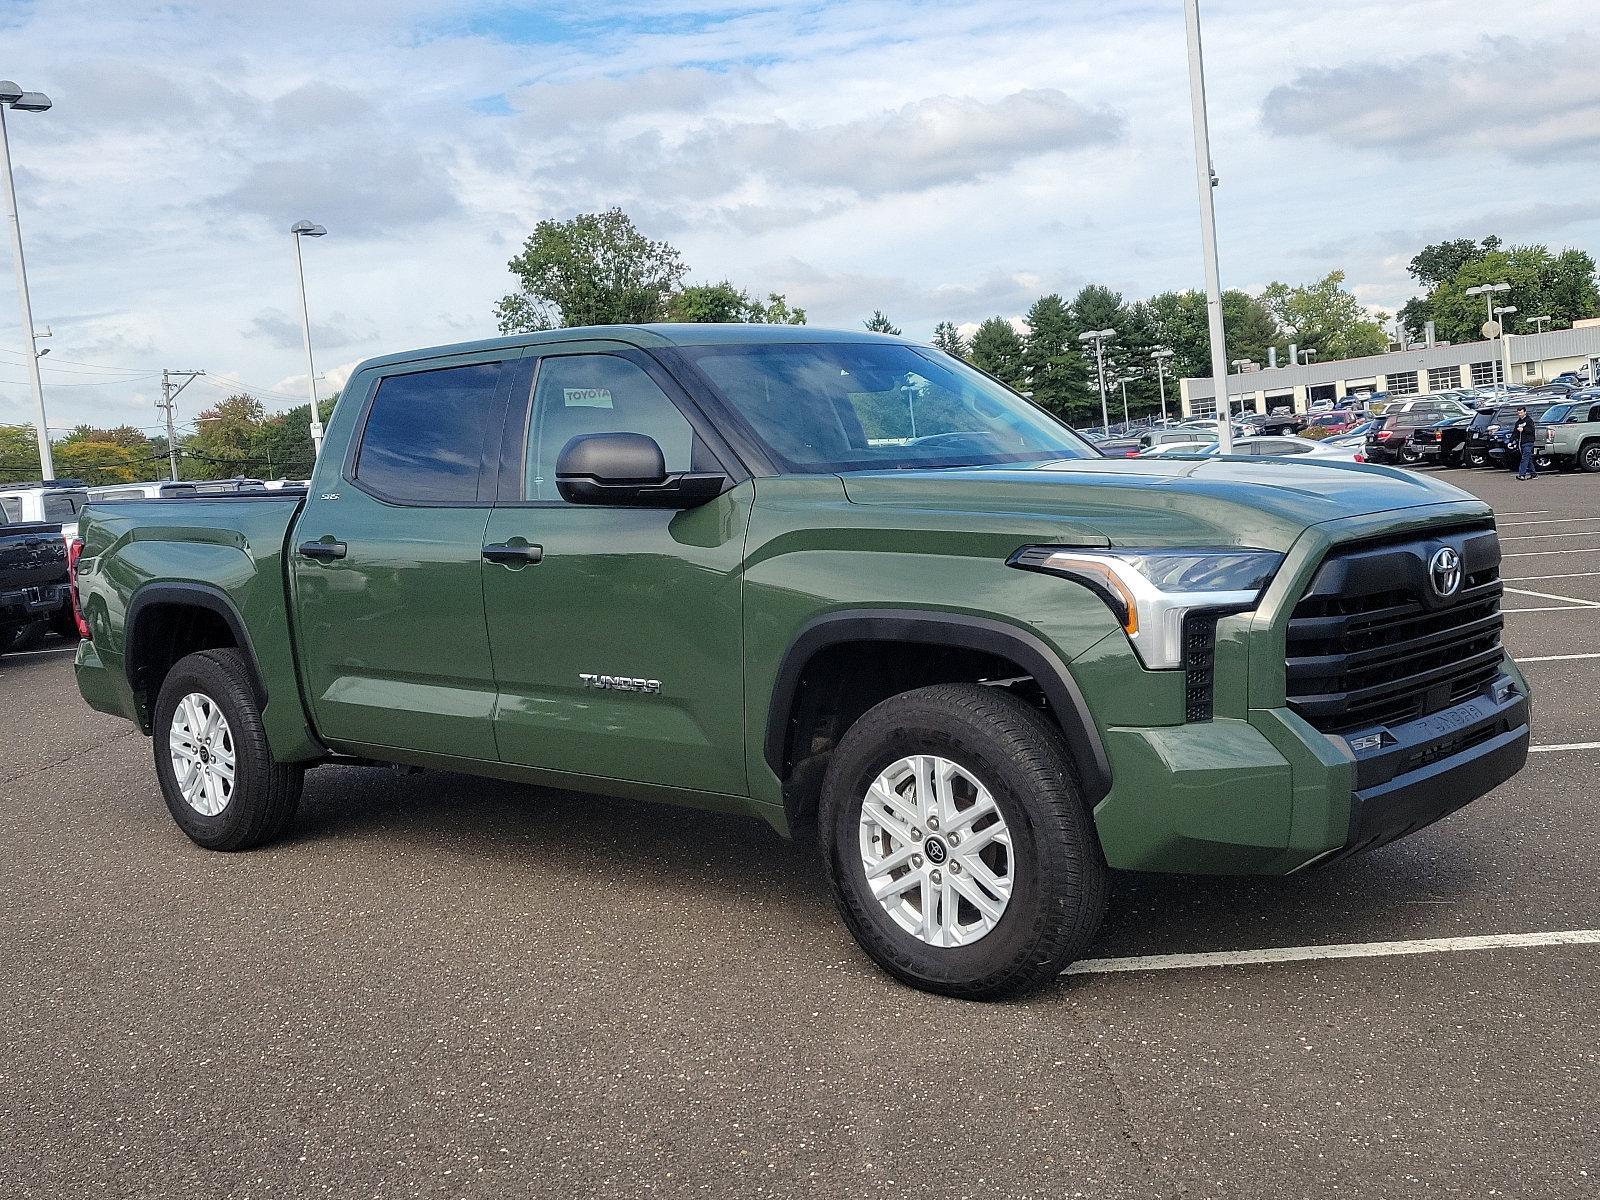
<box><xmin>168</xmin><ymin>692</ymin><xmax>236</xmax><ymax>817</ymax></box>
<box><xmin>858</xmin><ymin>754</ymin><xmax>1014</xmax><ymax>947</ymax></box>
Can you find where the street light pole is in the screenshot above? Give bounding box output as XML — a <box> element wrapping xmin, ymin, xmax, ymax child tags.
<box><xmin>290</xmin><ymin>220</ymin><xmax>328</xmax><ymax>456</ymax></box>
<box><xmin>1079</xmin><ymin>329</ymin><xmax>1116</xmax><ymax>435</ymax></box>
<box><xmin>0</xmin><ymin>82</ymin><xmax>54</xmax><ymax>478</ymax></box>
<box><xmin>1151</xmin><ymin>348</ymin><xmax>1174</xmax><ymax>422</ymax></box>
<box><xmin>1183</xmin><ymin>0</ymin><xmax>1233</xmax><ymax>454</ymax></box>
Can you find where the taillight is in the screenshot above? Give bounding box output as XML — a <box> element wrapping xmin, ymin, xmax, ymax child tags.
<box><xmin>1354</xmin><ymin>453</ymin><xmax>1366</xmax><ymax>463</ymax></box>
<box><xmin>66</xmin><ymin>537</ymin><xmax>91</xmax><ymax>640</ymax></box>
<box><xmin>1376</xmin><ymin>430</ymin><xmax>1393</xmax><ymax>440</ymax></box>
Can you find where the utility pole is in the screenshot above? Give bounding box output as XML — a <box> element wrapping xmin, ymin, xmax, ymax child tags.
<box><xmin>157</xmin><ymin>369</ymin><xmax>205</xmax><ymax>481</ymax></box>
<box><xmin>1184</xmin><ymin>1</ymin><xmax>1233</xmax><ymax>453</ymax></box>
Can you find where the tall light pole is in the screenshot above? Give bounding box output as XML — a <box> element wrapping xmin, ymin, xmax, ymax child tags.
<box><xmin>1184</xmin><ymin>1</ymin><xmax>1233</xmax><ymax>454</ymax></box>
<box><xmin>1494</xmin><ymin>304</ymin><xmax>1517</xmax><ymax>330</ymax></box>
<box><xmin>1298</xmin><ymin>348</ymin><xmax>1317</xmax><ymax>366</ymax></box>
<box><xmin>1078</xmin><ymin>328</ymin><xmax>1116</xmax><ymax>434</ymax></box>
<box><xmin>1151</xmin><ymin>348</ymin><xmax>1174</xmax><ymax>422</ymax></box>
<box><xmin>1465</xmin><ymin>282</ymin><xmax>1510</xmax><ymax>335</ymax></box>
<box><xmin>0</xmin><ymin>81</ymin><xmax>54</xmax><ymax>478</ymax></box>
<box><xmin>1527</xmin><ymin>315</ymin><xmax>1551</xmax><ymax>334</ymax></box>
<box><xmin>290</xmin><ymin>220</ymin><xmax>328</xmax><ymax>456</ymax></box>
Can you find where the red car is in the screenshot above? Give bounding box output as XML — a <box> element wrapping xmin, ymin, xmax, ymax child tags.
<box><xmin>1305</xmin><ymin>411</ymin><xmax>1358</xmax><ymax>435</ymax></box>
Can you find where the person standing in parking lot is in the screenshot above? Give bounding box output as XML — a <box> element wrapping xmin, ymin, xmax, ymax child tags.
<box><xmin>1512</xmin><ymin>407</ymin><xmax>1538</xmax><ymax>479</ymax></box>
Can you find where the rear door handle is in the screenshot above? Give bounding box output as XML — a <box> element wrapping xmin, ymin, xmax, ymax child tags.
<box><xmin>482</xmin><ymin>542</ymin><xmax>543</xmax><ymax>565</ymax></box>
<box><xmin>298</xmin><ymin>540</ymin><xmax>347</xmax><ymax>562</ymax></box>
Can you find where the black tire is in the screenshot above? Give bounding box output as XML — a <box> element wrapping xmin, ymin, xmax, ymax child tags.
<box><xmin>12</xmin><ymin>620</ymin><xmax>48</xmax><ymax>651</ymax></box>
<box><xmin>1582</xmin><ymin>442</ymin><xmax>1600</xmax><ymax>474</ymax></box>
<box><xmin>50</xmin><ymin>605</ymin><xmax>79</xmax><ymax>641</ymax></box>
<box><xmin>1399</xmin><ymin>446</ymin><xmax>1422</xmax><ymax>465</ymax></box>
<box><xmin>1467</xmin><ymin>450</ymin><xmax>1487</xmax><ymax>468</ymax></box>
<box><xmin>152</xmin><ymin>648</ymin><xmax>303</xmax><ymax>851</ymax></box>
<box><xmin>0</xmin><ymin>624</ymin><xmax>18</xmax><ymax>657</ymax></box>
<box><xmin>818</xmin><ymin>683</ymin><xmax>1108</xmax><ymax>1000</ymax></box>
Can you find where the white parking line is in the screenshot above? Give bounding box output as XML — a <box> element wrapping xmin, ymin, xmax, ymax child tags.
<box><xmin>1502</xmin><ymin>605</ymin><xmax>1600</xmax><ymax>613</ymax></box>
<box><xmin>1502</xmin><ymin>546</ymin><xmax>1600</xmax><ymax>557</ymax></box>
<box><xmin>3</xmin><ymin>645</ymin><xmax>76</xmax><ymax>658</ymax></box>
<box><xmin>1500</xmin><ymin>516</ymin><xmax>1600</xmax><ymax>528</ymax></box>
<box><xmin>1530</xmin><ymin>742</ymin><xmax>1600</xmax><ymax>754</ymax></box>
<box><xmin>1501</xmin><ymin>530</ymin><xmax>1600</xmax><ymax>542</ymax></box>
<box><xmin>1496</xmin><ymin>510</ymin><xmax>1550</xmax><ymax>517</ymax></box>
<box><xmin>1516</xmin><ymin>652</ymin><xmax>1600</xmax><ymax>663</ymax></box>
<box><xmin>1503</xmin><ymin>586</ymin><xmax>1600</xmax><ymax>607</ymax></box>
<box><xmin>1063</xmin><ymin>929</ymin><xmax>1600</xmax><ymax>975</ymax></box>
<box><xmin>1505</xmin><ymin>571</ymin><xmax>1600</xmax><ymax>582</ymax></box>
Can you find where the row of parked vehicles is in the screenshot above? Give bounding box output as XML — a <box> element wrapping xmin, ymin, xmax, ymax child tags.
<box><xmin>1364</xmin><ymin>388</ymin><xmax>1600</xmax><ymax>473</ymax></box>
<box><xmin>0</xmin><ymin>477</ymin><xmax>306</xmax><ymax>655</ymax></box>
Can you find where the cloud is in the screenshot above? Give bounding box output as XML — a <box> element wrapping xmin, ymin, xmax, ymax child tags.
<box><xmin>214</xmin><ymin>150</ymin><xmax>463</xmax><ymax>233</ymax></box>
<box><xmin>1261</xmin><ymin>38</ymin><xmax>1600</xmax><ymax>163</ymax></box>
<box><xmin>246</xmin><ymin>309</ymin><xmax>370</xmax><ymax>351</ymax></box>
<box><xmin>509</xmin><ymin>66</ymin><xmax>746</xmax><ymax>132</ymax></box>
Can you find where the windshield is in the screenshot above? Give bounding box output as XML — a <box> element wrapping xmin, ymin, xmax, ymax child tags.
<box><xmin>681</xmin><ymin>341</ymin><xmax>1097</xmax><ymax>472</ymax></box>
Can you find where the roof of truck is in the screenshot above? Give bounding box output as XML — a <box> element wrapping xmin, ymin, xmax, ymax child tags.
<box><xmin>351</xmin><ymin>324</ymin><xmax>909</xmax><ymax>373</ymax></box>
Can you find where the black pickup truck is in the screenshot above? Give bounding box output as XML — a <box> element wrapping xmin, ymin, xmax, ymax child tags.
<box><xmin>0</xmin><ymin>521</ymin><xmax>70</xmax><ymax>654</ymax></box>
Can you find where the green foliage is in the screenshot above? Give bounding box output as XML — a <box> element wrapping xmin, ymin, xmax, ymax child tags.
<box><xmin>1146</xmin><ymin>289</ymin><xmax>1280</xmax><ymax>381</ymax></box>
<box><xmin>1021</xmin><ymin>294</ymin><xmax>1087</xmax><ymax>418</ymax></box>
<box><xmin>931</xmin><ymin>321</ymin><xmax>968</xmax><ymax>358</ymax></box>
<box><xmin>1260</xmin><ymin>271</ymin><xmax>1388</xmax><ymax>361</ymax></box>
<box><xmin>665</xmin><ymin>281</ymin><xmax>806</xmax><ymax>324</ymax></box>
<box><xmin>1409</xmin><ymin>236</ymin><xmax>1502</xmax><ymax>289</ymax></box>
<box><xmin>863</xmin><ymin>310</ymin><xmax>901</xmax><ymax>335</ymax></box>
<box><xmin>0</xmin><ymin>424</ymin><xmax>43</xmax><ymax>482</ymax></box>
<box><xmin>60</xmin><ymin>424</ymin><xmax>150</xmax><ymax>449</ymax></box>
<box><xmin>179</xmin><ymin>393</ymin><xmax>336</xmax><ymax>480</ymax></box>
<box><xmin>495</xmin><ymin>208</ymin><xmax>688</xmax><ymax>332</ymax></box>
<box><xmin>969</xmin><ymin>318</ymin><xmax>1025</xmax><ymax>387</ymax></box>
<box><xmin>1401</xmin><ymin>241</ymin><xmax>1599</xmax><ymax>346</ymax></box>
<box><xmin>54</xmin><ymin>440</ymin><xmax>151</xmax><ymax>485</ymax></box>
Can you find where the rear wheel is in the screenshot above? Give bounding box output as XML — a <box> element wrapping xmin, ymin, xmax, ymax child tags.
<box><xmin>153</xmin><ymin>648</ymin><xmax>303</xmax><ymax>851</ymax></box>
<box><xmin>1467</xmin><ymin>449</ymin><xmax>1488</xmax><ymax>468</ymax></box>
<box><xmin>1399</xmin><ymin>445</ymin><xmax>1422</xmax><ymax>465</ymax></box>
<box><xmin>1582</xmin><ymin>442</ymin><xmax>1600</xmax><ymax>473</ymax></box>
<box><xmin>818</xmin><ymin>683</ymin><xmax>1107</xmax><ymax>1000</ymax></box>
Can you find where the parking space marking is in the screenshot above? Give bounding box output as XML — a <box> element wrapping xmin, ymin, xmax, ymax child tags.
<box><xmin>1496</xmin><ymin>510</ymin><xmax>1550</xmax><ymax>517</ymax></box>
<box><xmin>1530</xmin><ymin>741</ymin><xmax>1600</xmax><ymax>754</ymax></box>
<box><xmin>1505</xmin><ymin>571</ymin><xmax>1600</xmax><ymax>581</ymax></box>
<box><xmin>1501</xmin><ymin>531</ymin><xmax>1600</xmax><ymax>542</ymax></box>
<box><xmin>1517</xmin><ymin>652</ymin><xmax>1600</xmax><ymax>663</ymax></box>
<box><xmin>1063</xmin><ymin>930</ymin><xmax>1600</xmax><ymax>975</ymax></box>
<box><xmin>4</xmin><ymin>645</ymin><xmax>77</xmax><ymax>658</ymax></box>
<box><xmin>1503</xmin><ymin>586</ymin><xmax>1600</xmax><ymax>607</ymax></box>
<box><xmin>1500</xmin><ymin>516</ymin><xmax>1600</xmax><ymax>528</ymax></box>
<box><xmin>1502</xmin><ymin>546</ymin><xmax>1600</xmax><ymax>557</ymax></box>
<box><xmin>1502</xmin><ymin>605</ymin><xmax>1600</xmax><ymax>613</ymax></box>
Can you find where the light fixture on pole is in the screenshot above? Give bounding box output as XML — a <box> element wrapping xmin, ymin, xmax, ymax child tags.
<box><xmin>1078</xmin><ymin>328</ymin><xmax>1116</xmax><ymax>435</ymax></box>
<box><xmin>290</xmin><ymin>220</ymin><xmax>328</xmax><ymax>456</ymax></box>
<box><xmin>1231</xmin><ymin>358</ymin><xmax>1252</xmax><ymax>373</ymax></box>
<box><xmin>1183</xmin><ymin>0</ymin><xmax>1233</xmax><ymax>454</ymax></box>
<box><xmin>1151</xmin><ymin>348</ymin><xmax>1174</xmax><ymax>422</ymax></box>
<box><xmin>1527</xmin><ymin>315</ymin><xmax>1551</xmax><ymax>334</ymax></box>
<box><xmin>1298</xmin><ymin>348</ymin><xmax>1317</xmax><ymax>366</ymax></box>
<box><xmin>1494</xmin><ymin>304</ymin><xmax>1517</xmax><ymax>328</ymax></box>
<box><xmin>1464</xmin><ymin>282</ymin><xmax>1510</xmax><ymax>336</ymax></box>
<box><xmin>0</xmin><ymin>80</ymin><xmax>55</xmax><ymax>478</ymax></box>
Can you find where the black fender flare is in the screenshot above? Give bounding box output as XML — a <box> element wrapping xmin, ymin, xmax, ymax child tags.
<box><xmin>125</xmin><ymin>582</ymin><xmax>269</xmax><ymax>707</ymax></box>
<box><xmin>764</xmin><ymin>609</ymin><xmax>1112</xmax><ymax>804</ymax></box>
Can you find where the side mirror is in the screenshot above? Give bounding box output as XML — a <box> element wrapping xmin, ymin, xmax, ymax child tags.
<box><xmin>555</xmin><ymin>432</ymin><xmax>727</xmax><ymax>508</ymax></box>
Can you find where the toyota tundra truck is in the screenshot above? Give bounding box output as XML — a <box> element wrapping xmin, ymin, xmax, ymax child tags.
<box><xmin>71</xmin><ymin>325</ymin><xmax>1531</xmax><ymax>998</ymax></box>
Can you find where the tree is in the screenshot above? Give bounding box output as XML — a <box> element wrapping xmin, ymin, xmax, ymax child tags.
<box><xmin>1402</xmin><ymin>242</ymin><xmax>1599</xmax><ymax>346</ymax></box>
<box><xmin>863</xmin><ymin>310</ymin><xmax>901</xmax><ymax>336</ymax></box>
<box><xmin>0</xmin><ymin>424</ymin><xmax>42</xmax><ymax>482</ymax></box>
<box><xmin>495</xmin><ymin>208</ymin><xmax>687</xmax><ymax>332</ymax></box>
<box><xmin>53</xmin><ymin>440</ymin><xmax>149</xmax><ymax>486</ymax></box>
<box><xmin>931</xmin><ymin>321</ymin><xmax>968</xmax><ymax>358</ymax></box>
<box><xmin>1408</xmin><ymin>236</ymin><xmax>1502</xmax><ymax>289</ymax></box>
<box><xmin>1021</xmin><ymin>294</ymin><xmax>1087</xmax><ymax>418</ymax></box>
<box><xmin>250</xmin><ymin>395</ymin><xmax>338</xmax><ymax>480</ymax></box>
<box><xmin>1147</xmin><ymin>289</ymin><xmax>1280</xmax><ymax>381</ymax></box>
<box><xmin>665</xmin><ymin>281</ymin><xmax>806</xmax><ymax>324</ymax></box>
<box><xmin>60</xmin><ymin>424</ymin><xmax>150</xmax><ymax>450</ymax></box>
<box><xmin>1260</xmin><ymin>271</ymin><xmax>1388</xmax><ymax>361</ymax></box>
<box><xmin>969</xmin><ymin>318</ymin><xmax>1025</xmax><ymax>387</ymax></box>
<box><xmin>184</xmin><ymin>394</ymin><xmax>265</xmax><ymax>480</ymax></box>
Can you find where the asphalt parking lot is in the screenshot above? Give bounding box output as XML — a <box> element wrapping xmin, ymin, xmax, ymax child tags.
<box><xmin>2</xmin><ymin>465</ymin><xmax>1597</xmax><ymax>1200</ymax></box>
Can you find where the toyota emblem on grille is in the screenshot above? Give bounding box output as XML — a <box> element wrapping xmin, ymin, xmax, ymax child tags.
<box><xmin>1429</xmin><ymin>547</ymin><xmax>1462</xmax><ymax>599</ymax></box>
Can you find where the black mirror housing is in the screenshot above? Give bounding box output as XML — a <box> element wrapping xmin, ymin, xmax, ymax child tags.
<box><xmin>555</xmin><ymin>432</ymin><xmax>727</xmax><ymax>508</ymax></box>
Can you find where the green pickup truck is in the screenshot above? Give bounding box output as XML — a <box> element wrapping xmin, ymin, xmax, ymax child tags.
<box><xmin>72</xmin><ymin>325</ymin><xmax>1530</xmax><ymax>998</ymax></box>
<box><xmin>1538</xmin><ymin>397</ymin><xmax>1600</xmax><ymax>472</ymax></box>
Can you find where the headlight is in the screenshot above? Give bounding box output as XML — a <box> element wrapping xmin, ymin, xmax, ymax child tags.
<box><xmin>1009</xmin><ymin>546</ymin><xmax>1283</xmax><ymax>669</ymax></box>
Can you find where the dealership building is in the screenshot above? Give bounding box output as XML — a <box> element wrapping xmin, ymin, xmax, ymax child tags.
<box><xmin>1178</xmin><ymin>322</ymin><xmax>1600</xmax><ymax>417</ymax></box>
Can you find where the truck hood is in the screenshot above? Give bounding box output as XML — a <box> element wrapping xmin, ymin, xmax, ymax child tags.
<box><xmin>838</xmin><ymin>457</ymin><xmax>1489</xmax><ymax>552</ymax></box>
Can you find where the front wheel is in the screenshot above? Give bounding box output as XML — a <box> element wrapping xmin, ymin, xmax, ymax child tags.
<box><xmin>1399</xmin><ymin>446</ymin><xmax>1422</xmax><ymax>465</ymax></box>
<box><xmin>1582</xmin><ymin>443</ymin><xmax>1600</xmax><ymax>474</ymax></box>
<box><xmin>153</xmin><ymin>648</ymin><xmax>304</xmax><ymax>851</ymax></box>
<box><xmin>819</xmin><ymin>684</ymin><xmax>1108</xmax><ymax>1000</ymax></box>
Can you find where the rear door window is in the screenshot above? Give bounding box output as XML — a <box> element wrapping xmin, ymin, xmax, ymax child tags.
<box><xmin>43</xmin><ymin>491</ymin><xmax>86</xmax><ymax>521</ymax></box>
<box><xmin>354</xmin><ymin>362</ymin><xmax>505</xmax><ymax>503</ymax></box>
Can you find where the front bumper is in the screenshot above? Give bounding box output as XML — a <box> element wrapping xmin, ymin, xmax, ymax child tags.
<box><xmin>1092</xmin><ymin>665</ymin><xmax>1529</xmax><ymax>875</ymax></box>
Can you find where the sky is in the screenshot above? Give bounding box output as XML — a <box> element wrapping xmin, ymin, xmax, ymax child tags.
<box><xmin>1</xmin><ymin>0</ymin><xmax>1597</xmax><ymax>438</ymax></box>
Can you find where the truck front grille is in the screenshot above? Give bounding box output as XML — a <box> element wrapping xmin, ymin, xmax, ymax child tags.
<box><xmin>1284</xmin><ymin>525</ymin><xmax>1504</xmax><ymax>734</ymax></box>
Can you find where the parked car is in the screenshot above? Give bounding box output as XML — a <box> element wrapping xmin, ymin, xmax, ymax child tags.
<box><xmin>1408</xmin><ymin>415</ymin><xmax>1475</xmax><ymax>468</ymax></box>
<box><xmin>1140</xmin><ymin>428</ymin><xmax>1218</xmax><ymax>451</ymax></box>
<box><xmin>89</xmin><ymin>481</ymin><xmax>201</xmax><ymax>502</ymax></box>
<box><xmin>1201</xmin><ymin>436</ymin><xmax>1366</xmax><ymax>463</ymax></box>
<box><xmin>1305</xmin><ymin>412</ymin><xmax>1359</xmax><ymax>436</ymax></box>
<box><xmin>1365</xmin><ymin>411</ymin><xmax>1447</xmax><ymax>464</ymax></box>
<box><xmin>1537</xmin><ymin>397</ymin><xmax>1600</xmax><ymax>472</ymax></box>
<box><xmin>1236</xmin><ymin>412</ymin><xmax>1305</xmax><ymax>436</ymax></box>
<box><xmin>1485</xmin><ymin>402</ymin><xmax>1556</xmax><ymax>470</ymax></box>
<box><xmin>0</xmin><ymin>479</ymin><xmax>89</xmax><ymax>543</ymax></box>
<box><xmin>71</xmin><ymin>324</ymin><xmax>1531</xmax><ymax>1000</ymax></box>
<box><xmin>0</xmin><ymin>519</ymin><xmax>70</xmax><ymax>653</ymax></box>
<box><xmin>1096</xmin><ymin>437</ymin><xmax>1145</xmax><ymax>458</ymax></box>
<box><xmin>1139</xmin><ymin>441</ymin><xmax>1215</xmax><ymax>456</ymax></box>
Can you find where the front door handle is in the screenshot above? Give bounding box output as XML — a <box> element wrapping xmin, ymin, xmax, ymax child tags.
<box><xmin>298</xmin><ymin>540</ymin><xmax>348</xmax><ymax>562</ymax></box>
<box><xmin>482</xmin><ymin>542</ymin><xmax>543</xmax><ymax>566</ymax></box>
